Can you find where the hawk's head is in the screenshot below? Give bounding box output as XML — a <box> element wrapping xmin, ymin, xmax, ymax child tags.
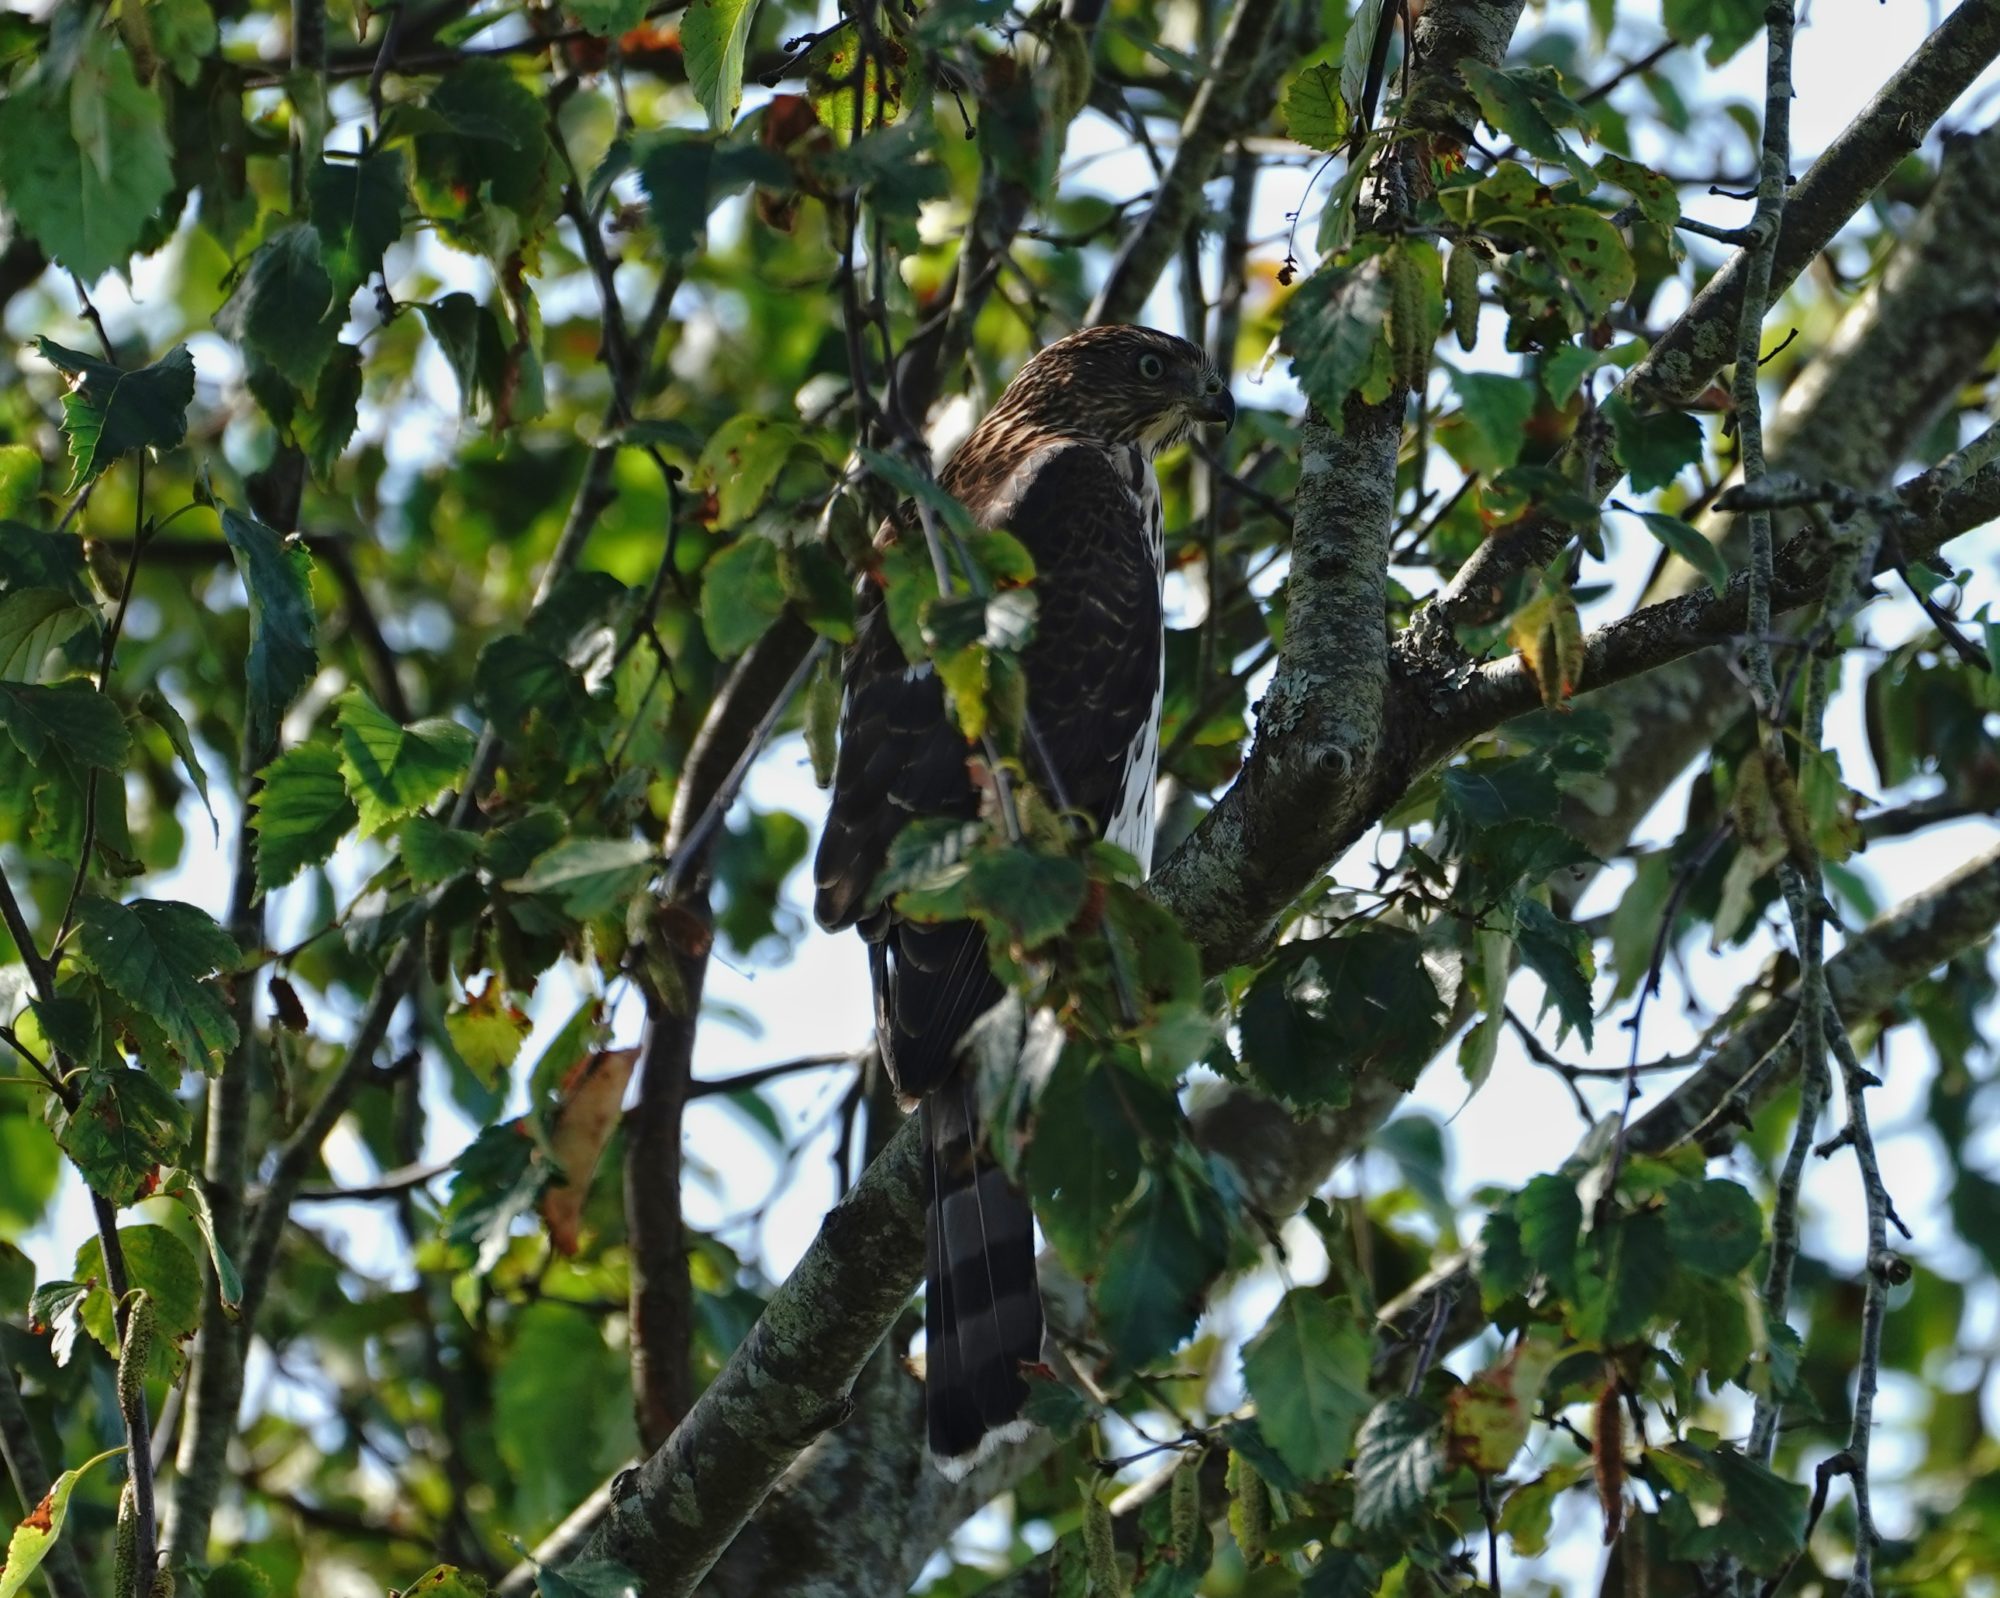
<box><xmin>978</xmin><ymin>324</ymin><xmax>1235</xmax><ymax>458</ymax></box>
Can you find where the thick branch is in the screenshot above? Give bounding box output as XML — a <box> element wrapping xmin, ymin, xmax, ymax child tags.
<box><xmin>1420</xmin><ymin>450</ymin><xmax>2000</xmax><ymax>753</ymax></box>
<box><xmin>571</xmin><ymin>1106</ymin><xmax>928</xmax><ymax>1591</ymax></box>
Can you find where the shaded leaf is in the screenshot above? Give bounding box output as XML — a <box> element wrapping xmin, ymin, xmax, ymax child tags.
<box><xmin>1240</xmin><ymin>1289</ymin><xmax>1373</xmax><ymax>1479</ymax></box>
<box><xmin>0</xmin><ymin>680</ymin><xmax>127</xmax><ymax>770</ymax></box>
<box><xmin>1352</xmin><ymin>1398</ymin><xmax>1443</xmax><ymax>1532</ymax></box>
<box><xmin>219</xmin><ymin>506</ymin><xmax>318</xmax><ymax>758</ymax></box>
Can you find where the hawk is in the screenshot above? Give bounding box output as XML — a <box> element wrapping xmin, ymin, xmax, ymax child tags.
<box><xmin>814</xmin><ymin>325</ymin><xmax>1234</xmax><ymax>1474</ymax></box>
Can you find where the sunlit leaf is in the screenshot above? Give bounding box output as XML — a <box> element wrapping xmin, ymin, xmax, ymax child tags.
<box><xmin>73</xmin><ymin>896</ymin><xmax>240</xmax><ymax>1074</ymax></box>
<box><xmin>33</xmin><ymin>340</ymin><xmax>194</xmax><ymax>490</ymax></box>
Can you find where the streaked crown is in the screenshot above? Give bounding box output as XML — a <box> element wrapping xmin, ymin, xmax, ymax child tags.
<box><xmin>969</xmin><ymin>324</ymin><xmax>1235</xmax><ymax>458</ymax></box>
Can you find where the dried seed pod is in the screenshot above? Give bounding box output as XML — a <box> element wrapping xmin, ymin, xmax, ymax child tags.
<box><xmin>1080</xmin><ymin>1478</ymin><xmax>1125</xmax><ymax>1595</ymax></box>
<box><xmin>1447</xmin><ymin>240</ymin><xmax>1481</xmax><ymax>351</ymax></box>
<box><xmin>1388</xmin><ymin>245</ymin><xmax>1429</xmax><ymax>392</ymax></box>
<box><xmin>114</xmin><ymin>1480</ymin><xmax>139</xmax><ymax>1598</ymax></box>
<box><xmin>1226</xmin><ymin>1449</ymin><xmax>1270</xmax><ymax>1565</ymax></box>
<box><xmin>117</xmin><ymin>1290</ymin><xmax>155</xmax><ymax>1429</ymax></box>
<box><xmin>1168</xmin><ymin>1448</ymin><xmax>1203</xmax><ymax>1564</ymax></box>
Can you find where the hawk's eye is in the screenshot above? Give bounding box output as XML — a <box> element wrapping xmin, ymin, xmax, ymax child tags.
<box><xmin>1138</xmin><ymin>352</ymin><xmax>1166</xmax><ymax>380</ymax></box>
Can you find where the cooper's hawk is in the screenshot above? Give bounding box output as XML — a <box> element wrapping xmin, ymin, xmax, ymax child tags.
<box><xmin>814</xmin><ymin>325</ymin><xmax>1234</xmax><ymax>1474</ymax></box>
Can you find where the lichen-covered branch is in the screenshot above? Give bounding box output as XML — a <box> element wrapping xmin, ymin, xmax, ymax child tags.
<box><xmin>1560</xmin><ymin>116</ymin><xmax>2000</xmax><ymax>871</ymax></box>
<box><xmin>566</xmin><ymin>1106</ymin><xmax>928</xmax><ymax>1593</ymax></box>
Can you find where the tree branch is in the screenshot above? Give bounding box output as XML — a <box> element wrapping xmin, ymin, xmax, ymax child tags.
<box><xmin>1426</xmin><ymin>0</ymin><xmax>2000</xmax><ymax>628</ymax></box>
<box><xmin>1088</xmin><ymin>0</ymin><xmax>1291</xmax><ymax>327</ymax></box>
<box><xmin>1378</xmin><ymin>840</ymin><xmax>2000</xmax><ymax>1375</ymax></box>
<box><xmin>1557</xmin><ymin>114</ymin><xmax>2000</xmax><ymax>875</ymax></box>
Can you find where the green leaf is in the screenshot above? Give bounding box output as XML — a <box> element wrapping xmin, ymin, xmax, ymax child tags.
<box><xmin>138</xmin><ymin>689</ymin><xmax>216</xmax><ymax>836</ymax></box>
<box><xmin>219</xmin><ymin>506</ymin><xmax>318</xmax><ymax>758</ymax></box>
<box><xmin>251</xmin><ymin>740</ymin><xmax>356</xmax><ymax>890</ymax></box>
<box><xmin>298</xmin><ymin>342</ymin><xmax>364</xmax><ymax>479</ymax></box>
<box><xmin>1095</xmin><ymin>1168</ymin><xmax>1229</xmax><ymax>1369</ymax></box>
<box><xmin>217</xmin><ymin>224</ymin><xmax>340</xmax><ymax>390</ymax></box>
<box><xmin>964</xmin><ymin>848</ymin><xmax>1088</xmax><ymax>946</ymax></box>
<box><xmin>151</xmin><ymin>0</ymin><xmax>219</xmax><ymax>85</ymax></box>
<box><xmin>1662</xmin><ymin>0</ymin><xmax>1766</xmax><ymax>65</ymax></box>
<box><xmin>635</xmin><ymin>132</ymin><xmax>715</xmax><ymax>259</ymax></box>
<box><xmin>400</xmin><ymin>1567</ymin><xmax>490</xmax><ymax>1598</ymax></box>
<box><xmin>73</xmin><ymin>1224</ymin><xmax>203</xmax><ymax>1350</ymax></box>
<box><xmin>161</xmin><ymin>1168</ymin><xmax>244</xmax><ymax>1314</ymax></box>
<box><xmin>1604</xmin><ymin>393</ymin><xmax>1704</xmax><ymax>493</ymax></box>
<box><xmin>1352</xmin><ymin>1398</ymin><xmax>1443</xmax><ymax>1532</ymax></box>
<box><xmin>0</xmin><ymin>680</ymin><xmax>129</xmax><ymax>769</ymax></box>
<box><xmin>1285</xmin><ymin>259</ymin><xmax>1392</xmax><ymax>424</ymax></box>
<box><xmin>409</xmin><ymin>58</ymin><xmax>557</xmax><ymax>257</ymax></box>
<box><xmin>56</xmin><ymin>1068</ymin><xmax>191</xmax><ymax>1204</ymax></box>
<box><xmin>494</xmin><ymin>1302</ymin><xmax>636</xmax><ymax>1530</ymax></box>
<box><xmin>703</xmin><ymin>416</ymin><xmax>810</xmax><ymax>528</ymax></box>
<box><xmin>1663</xmin><ymin>1178</ymin><xmax>1764</xmax><ymax>1279</ymax></box>
<box><xmin>1572</xmin><ymin>1208</ymin><xmax>1673</xmax><ymax>1345</ymax></box>
<box><xmin>335</xmin><ymin>687</ymin><xmax>477</xmax><ymax>837</ymax></box>
<box><xmin>700</xmin><ymin>536</ymin><xmax>786</xmax><ymax>656</ymax></box>
<box><xmin>681</xmin><ymin>0</ymin><xmax>763</xmax><ymax>131</ymax></box>
<box><xmin>1653</xmin><ymin>1439</ymin><xmax>1808</xmax><ymax>1571</ymax></box>
<box><xmin>569</xmin><ymin>0</ymin><xmax>650</xmax><ymax>35</ymax></box>
<box><xmin>1460</xmin><ymin>61</ymin><xmax>1581</xmax><ymax>168</ymax></box>
<box><xmin>1238</xmin><ymin>930</ymin><xmax>1447</xmax><ymax>1108</ymax></box>
<box><xmin>307</xmin><ymin>147</ymin><xmax>406</xmax><ymax>300</ymax></box>
<box><xmin>33</xmin><ymin>340</ymin><xmax>195</xmax><ymax>490</ymax></box>
<box><xmin>1514</xmin><ymin>898</ymin><xmax>1596</xmax><ymax>1047</ymax></box>
<box><xmin>1496</xmin><ymin>1462</ymin><xmax>1589</xmax><ymax>1557</ymax></box>
<box><xmin>1531</xmin><ymin>206</ymin><xmax>1634</xmax><ymax>319</ymax></box>
<box><xmin>74</xmin><ymin>896</ymin><xmax>241</xmax><ymax>1074</ymax></box>
<box><xmin>1514</xmin><ymin>1173</ymin><xmax>1583</xmax><ymax>1299</ymax></box>
<box><xmin>1241</xmin><ymin>1289</ymin><xmax>1373</xmax><ymax>1479</ymax></box>
<box><xmin>506</xmin><ymin>838</ymin><xmax>657</xmax><ymax>919</ymax></box>
<box><xmin>1627</xmin><ymin>507</ymin><xmax>1729</xmax><ymax>595</ymax></box>
<box><xmin>444</xmin><ymin>979</ymin><xmax>531</xmax><ymax>1088</ymax></box>
<box><xmin>1445</xmin><ymin>369</ymin><xmax>1537</xmax><ymax>472</ymax></box>
<box><xmin>1595</xmin><ymin>152</ymin><xmax>1680</xmax><ymax>227</ymax></box>
<box><xmin>0</xmin><ymin>445</ymin><xmax>38</xmax><ymax>520</ymax></box>
<box><xmin>398</xmin><ymin>817</ymin><xmax>483</xmax><ymax>887</ymax></box>
<box><xmin>1282</xmin><ymin>62</ymin><xmax>1348</xmax><ymax>151</ymax></box>
<box><xmin>1027</xmin><ymin>1047</ymin><xmax>1145</xmax><ymax>1275</ymax></box>
<box><xmin>0</xmin><ymin>1445</ymin><xmax>126</xmax><ymax>1598</ymax></box>
<box><xmin>0</xmin><ymin>28</ymin><xmax>173</xmax><ymax>281</ymax></box>
<box><xmin>419</xmin><ymin>293</ymin><xmax>512</xmax><ymax>416</ymax></box>
<box><xmin>0</xmin><ymin>588</ymin><xmax>94</xmax><ymax>683</ymax></box>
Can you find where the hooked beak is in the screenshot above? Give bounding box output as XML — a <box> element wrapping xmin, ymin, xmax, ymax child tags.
<box><xmin>1191</xmin><ymin>382</ymin><xmax>1236</xmax><ymax>431</ymax></box>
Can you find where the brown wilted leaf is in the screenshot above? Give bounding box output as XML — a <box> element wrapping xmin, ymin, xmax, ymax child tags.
<box><xmin>540</xmin><ymin>1046</ymin><xmax>640</xmax><ymax>1255</ymax></box>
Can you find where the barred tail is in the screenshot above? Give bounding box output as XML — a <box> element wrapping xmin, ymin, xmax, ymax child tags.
<box><xmin>923</xmin><ymin>1072</ymin><xmax>1043</xmax><ymax>1478</ymax></box>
